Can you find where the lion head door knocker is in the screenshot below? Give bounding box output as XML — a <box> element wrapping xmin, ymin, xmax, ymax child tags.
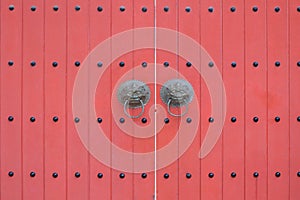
<box><xmin>117</xmin><ymin>80</ymin><xmax>151</xmax><ymax>118</ymax></box>
<box><xmin>160</xmin><ymin>79</ymin><xmax>194</xmax><ymax>117</ymax></box>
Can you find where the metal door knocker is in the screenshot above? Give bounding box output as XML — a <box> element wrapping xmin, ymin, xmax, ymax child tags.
<box><xmin>117</xmin><ymin>80</ymin><xmax>150</xmax><ymax>118</ymax></box>
<box><xmin>160</xmin><ymin>79</ymin><xmax>194</xmax><ymax>117</ymax></box>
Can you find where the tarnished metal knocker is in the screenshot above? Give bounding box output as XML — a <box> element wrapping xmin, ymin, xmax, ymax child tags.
<box><xmin>117</xmin><ymin>80</ymin><xmax>150</xmax><ymax>118</ymax></box>
<box><xmin>160</xmin><ymin>79</ymin><xmax>194</xmax><ymax>117</ymax></box>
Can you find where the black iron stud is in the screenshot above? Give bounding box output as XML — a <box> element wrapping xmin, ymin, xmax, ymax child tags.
<box><xmin>8</xmin><ymin>116</ymin><xmax>14</xmax><ymax>122</ymax></box>
<box><xmin>297</xmin><ymin>61</ymin><xmax>300</xmax><ymax>67</ymax></box>
<box><xmin>208</xmin><ymin>61</ymin><xmax>214</xmax><ymax>67</ymax></box>
<box><xmin>252</xmin><ymin>6</ymin><xmax>258</xmax><ymax>12</ymax></box>
<box><xmin>52</xmin><ymin>62</ymin><xmax>58</xmax><ymax>67</ymax></box>
<box><xmin>53</xmin><ymin>6</ymin><xmax>59</xmax><ymax>11</ymax></box>
<box><xmin>208</xmin><ymin>7</ymin><xmax>214</xmax><ymax>12</ymax></box>
<box><xmin>30</xmin><ymin>61</ymin><xmax>36</xmax><ymax>67</ymax></box>
<box><xmin>297</xmin><ymin>7</ymin><xmax>300</xmax><ymax>12</ymax></box>
<box><xmin>52</xmin><ymin>172</ymin><xmax>58</xmax><ymax>178</ymax></box>
<box><xmin>97</xmin><ymin>117</ymin><xmax>103</xmax><ymax>123</ymax></box>
<box><xmin>163</xmin><ymin>61</ymin><xmax>169</xmax><ymax>67</ymax></box>
<box><xmin>253</xmin><ymin>116</ymin><xmax>259</xmax><ymax>123</ymax></box>
<box><xmin>30</xmin><ymin>117</ymin><xmax>36</xmax><ymax>122</ymax></box>
<box><xmin>75</xmin><ymin>5</ymin><xmax>80</xmax><ymax>11</ymax></box>
<box><xmin>231</xmin><ymin>62</ymin><xmax>237</xmax><ymax>68</ymax></box>
<box><xmin>119</xmin><ymin>173</ymin><xmax>125</xmax><ymax>179</ymax></box>
<box><xmin>31</xmin><ymin>6</ymin><xmax>36</xmax><ymax>11</ymax></box>
<box><xmin>164</xmin><ymin>6</ymin><xmax>169</xmax><ymax>12</ymax></box>
<box><xmin>185</xmin><ymin>7</ymin><xmax>191</xmax><ymax>12</ymax></box>
<box><xmin>186</xmin><ymin>62</ymin><xmax>192</xmax><ymax>67</ymax></box>
<box><xmin>142</xmin><ymin>7</ymin><xmax>147</xmax><ymax>12</ymax></box>
<box><xmin>8</xmin><ymin>171</ymin><xmax>14</xmax><ymax>177</ymax></box>
<box><xmin>253</xmin><ymin>172</ymin><xmax>259</xmax><ymax>178</ymax></box>
<box><xmin>30</xmin><ymin>172</ymin><xmax>36</xmax><ymax>177</ymax></box>
<box><xmin>97</xmin><ymin>62</ymin><xmax>103</xmax><ymax>67</ymax></box>
<box><xmin>231</xmin><ymin>117</ymin><xmax>237</xmax><ymax>123</ymax></box>
<box><xmin>53</xmin><ymin>116</ymin><xmax>59</xmax><ymax>122</ymax></box>
<box><xmin>209</xmin><ymin>117</ymin><xmax>214</xmax><ymax>123</ymax></box>
<box><xmin>208</xmin><ymin>173</ymin><xmax>214</xmax><ymax>178</ymax></box>
<box><xmin>186</xmin><ymin>118</ymin><xmax>192</xmax><ymax>123</ymax></box>
<box><xmin>275</xmin><ymin>61</ymin><xmax>280</xmax><ymax>67</ymax></box>
<box><xmin>297</xmin><ymin>116</ymin><xmax>300</xmax><ymax>122</ymax></box>
<box><xmin>141</xmin><ymin>118</ymin><xmax>147</xmax><ymax>123</ymax></box>
<box><xmin>297</xmin><ymin>172</ymin><xmax>300</xmax><ymax>177</ymax></box>
<box><xmin>253</xmin><ymin>61</ymin><xmax>259</xmax><ymax>67</ymax></box>
<box><xmin>230</xmin><ymin>7</ymin><xmax>236</xmax><ymax>12</ymax></box>
<box><xmin>75</xmin><ymin>61</ymin><xmax>80</xmax><ymax>67</ymax></box>
<box><xmin>97</xmin><ymin>173</ymin><xmax>103</xmax><ymax>179</ymax></box>
<box><xmin>186</xmin><ymin>173</ymin><xmax>192</xmax><ymax>179</ymax></box>
<box><xmin>74</xmin><ymin>117</ymin><xmax>80</xmax><ymax>123</ymax></box>
<box><xmin>164</xmin><ymin>173</ymin><xmax>169</xmax><ymax>179</ymax></box>
<box><xmin>141</xmin><ymin>173</ymin><xmax>147</xmax><ymax>179</ymax></box>
<box><xmin>120</xmin><ymin>118</ymin><xmax>125</xmax><ymax>123</ymax></box>
<box><xmin>231</xmin><ymin>172</ymin><xmax>237</xmax><ymax>178</ymax></box>
<box><xmin>275</xmin><ymin>116</ymin><xmax>280</xmax><ymax>122</ymax></box>
<box><xmin>275</xmin><ymin>172</ymin><xmax>281</xmax><ymax>177</ymax></box>
<box><xmin>9</xmin><ymin>5</ymin><xmax>14</xmax><ymax>11</ymax></box>
<box><xmin>274</xmin><ymin>7</ymin><xmax>280</xmax><ymax>12</ymax></box>
<box><xmin>75</xmin><ymin>172</ymin><xmax>80</xmax><ymax>178</ymax></box>
<box><xmin>97</xmin><ymin>6</ymin><xmax>103</xmax><ymax>12</ymax></box>
<box><xmin>8</xmin><ymin>60</ymin><xmax>14</xmax><ymax>66</ymax></box>
<box><xmin>164</xmin><ymin>118</ymin><xmax>170</xmax><ymax>124</ymax></box>
<box><xmin>119</xmin><ymin>61</ymin><xmax>125</xmax><ymax>67</ymax></box>
<box><xmin>142</xmin><ymin>62</ymin><xmax>147</xmax><ymax>67</ymax></box>
<box><xmin>120</xmin><ymin>6</ymin><xmax>125</xmax><ymax>12</ymax></box>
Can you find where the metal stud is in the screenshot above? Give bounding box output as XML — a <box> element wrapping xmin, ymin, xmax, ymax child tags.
<box><xmin>164</xmin><ymin>118</ymin><xmax>170</xmax><ymax>124</ymax></box>
<box><xmin>208</xmin><ymin>61</ymin><xmax>214</xmax><ymax>67</ymax></box>
<box><xmin>230</xmin><ymin>7</ymin><xmax>236</xmax><ymax>12</ymax></box>
<box><xmin>164</xmin><ymin>6</ymin><xmax>169</xmax><ymax>12</ymax></box>
<box><xmin>208</xmin><ymin>172</ymin><xmax>214</xmax><ymax>178</ymax></box>
<box><xmin>53</xmin><ymin>6</ymin><xmax>59</xmax><ymax>11</ymax></box>
<box><xmin>8</xmin><ymin>116</ymin><xmax>14</xmax><ymax>122</ymax></box>
<box><xmin>142</xmin><ymin>7</ymin><xmax>147</xmax><ymax>12</ymax></box>
<box><xmin>97</xmin><ymin>6</ymin><xmax>103</xmax><ymax>12</ymax></box>
<box><xmin>186</xmin><ymin>117</ymin><xmax>192</xmax><ymax>123</ymax></box>
<box><xmin>297</xmin><ymin>172</ymin><xmax>300</xmax><ymax>177</ymax></box>
<box><xmin>74</xmin><ymin>117</ymin><xmax>80</xmax><ymax>123</ymax></box>
<box><xmin>120</xmin><ymin>6</ymin><xmax>126</xmax><ymax>12</ymax></box>
<box><xmin>274</xmin><ymin>7</ymin><xmax>280</xmax><ymax>12</ymax></box>
<box><xmin>30</xmin><ymin>61</ymin><xmax>36</xmax><ymax>67</ymax></box>
<box><xmin>9</xmin><ymin>5</ymin><xmax>15</xmax><ymax>11</ymax></box>
<box><xmin>30</xmin><ymin>117</ymin><xmax>36</xmax><ymax>122</ymax></box>
<box><xmin>253</xmin><ymin>61</ymin><xmax>259</xmax><ymax>67</ymax></box>
<box><xmin>97</xmin><ymin>173</ymin><xmax>103</xmax><ymax>179</ymax></box>
<box><xmin>231</xmin><ymin>62</ymin><xmax>237</xmax><ymax>68</ymax></box>
<box><xmin>275</xmin><ymin>116</ymin><xmax>280</xmax><ymax>122</ymax></box>
<box><xmin>119</xmin><ymin>61</ymin><xmax>125</xmax><ymax>67</ymax></box>
<box><xmin>209</xmin><ymin>117</ymin><xmax>214</xmax><ymax>123</ymax></box>
<box><xmin>297</xmin><ymin>116</ymin><xmax>300</xmax><ymax>122</ymax></box>
<box><xmin>275</xmin><ymin>61</ymin><xmax>280</xmax><ymax>67</ymax></box>
<box><xmin>297</xmin><ymin>61</ymin><xmax>300</xmax><ymax>67</ymax></box>
<box><xmin>141</xmin><ymin>118</ymin><xmax>147</xmax><ymax>123</ymax></box>
<box><xmin>75</xmin><ymin>5</ymin><xmax>81</xmax><ymax>11</ymax></box>
<box><xmin>275</xmin><ymin>172</ymin><xmax>281</xmax><ymax>177</ymax></box>
<box><xmin>231</xmin><ymin>117</ymin><xmax>237</xmax><ymax>123</ymax></box>
<box><xmin>97</xmin><ymin>62</ymin><xmax>103</xmax><ymax>67</ymax></box>
<box><xmin>141</xmin><ymin>173</ymin><xmax>147</xmax><ymax>179</ymax></box>
<box><xmin>185</xmin><ymin>7</ymin><xmax>191</xmax><ymax>12</ymax></box>
<box><xmin>8</xmin><ymin>171</ymin><xmax>14</xmax><ymax>177</ymax></box>
<box><xmin>119</xmin><ymin>118</ymin><xmax>125</xmax><ymax>123</ymax></box>
<box><xmin>52</xmin><ymin>61</ymin><xmax>58</xmax><ymax>67</ymax></box>
<box><xmin>8</xmin><ymin>60</ymin><xmax>14</xmax><ymax>66</ymax></box>
<box><xmin>252</xmin><ymin>6</ymin><xmax>258</xmax><ymax>12</ymax></box>
<box><xmin>186</xmin><ymin>173</ymin><xmax>192</xmax><ymax>179</ymax></box>
<box><xmin>75</xmin><ymin>172</ymin><xmax>80</xmax><ymax>178</ymax></box>
<box><xmin>208</xmin><ymin>7</ymin><xmax>214</xmax><ymax>12</ymax></box>
<box><xmin>97</xmin><ymin>117</ymin><xmax>103</xmax><ymax>123</ymax></box>
<box><xmin>75</xmin><ymin>61</ymin><xmax>80</xmax><ymax>67</ymax></box>
<box><xmin>231</xmin><ymin>172</ymin><xmax>237</xmax><ymax>178</ymax></box>
<box><xmin>186</xmin><ymin>62</ymin><xmax>192</xmax><ymax>67</ymax></box>
<box><xmin>141</xmin><ymin>62</ymin><xmax>147</xmax><ymax>68</ymax></box>
<box><xmin>253</xmin><ymin>116</ymin><xmax>259</xmax><ymax>123</ymax></box>
<box><xmin>164</xmin><ymin>173</ymin><xmax>169</xmax><ymax>179</ymax></box>
<box><xmin>119</xmin><ymin>173</ymin><xmax>125</xmax><ymax>179</ymax></box>
<box><xmin>53</xmin><ymin>116</ymin><xmax>59</xmax><ymax>122</ymax></box>
<box><xmin>253</xmin><ymin>172</ymin><xmax>259</xmax><ymax>178</ymax></box>
<box><xmin>298</xmin><ymin>7</ymin><xmax>300</xmax><ymax>12</ymax></box>
<box><xmin>30</xmin><ymin>172</ymin><xmax>36</xmax><ymax>177</ymax></box>
<box><xmin>31</xmin><ymin>6</ymin><xmax>36</xmax><ymax>12</ymax></box>
<box><xmin>52</xmin><ymin>172</ymin><xmax>58</xmax><ymax>178</ymax></box>
<box><xmin>163</xmin><ymin>61</ymin><xmax>169</xmax><ymax>67</ymax></box>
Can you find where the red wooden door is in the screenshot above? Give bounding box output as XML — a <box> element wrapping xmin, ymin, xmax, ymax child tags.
<box><xmin>1</xmin><ymin>0</ymin><xmax>300</xmax><ymax>200</ymax></box>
